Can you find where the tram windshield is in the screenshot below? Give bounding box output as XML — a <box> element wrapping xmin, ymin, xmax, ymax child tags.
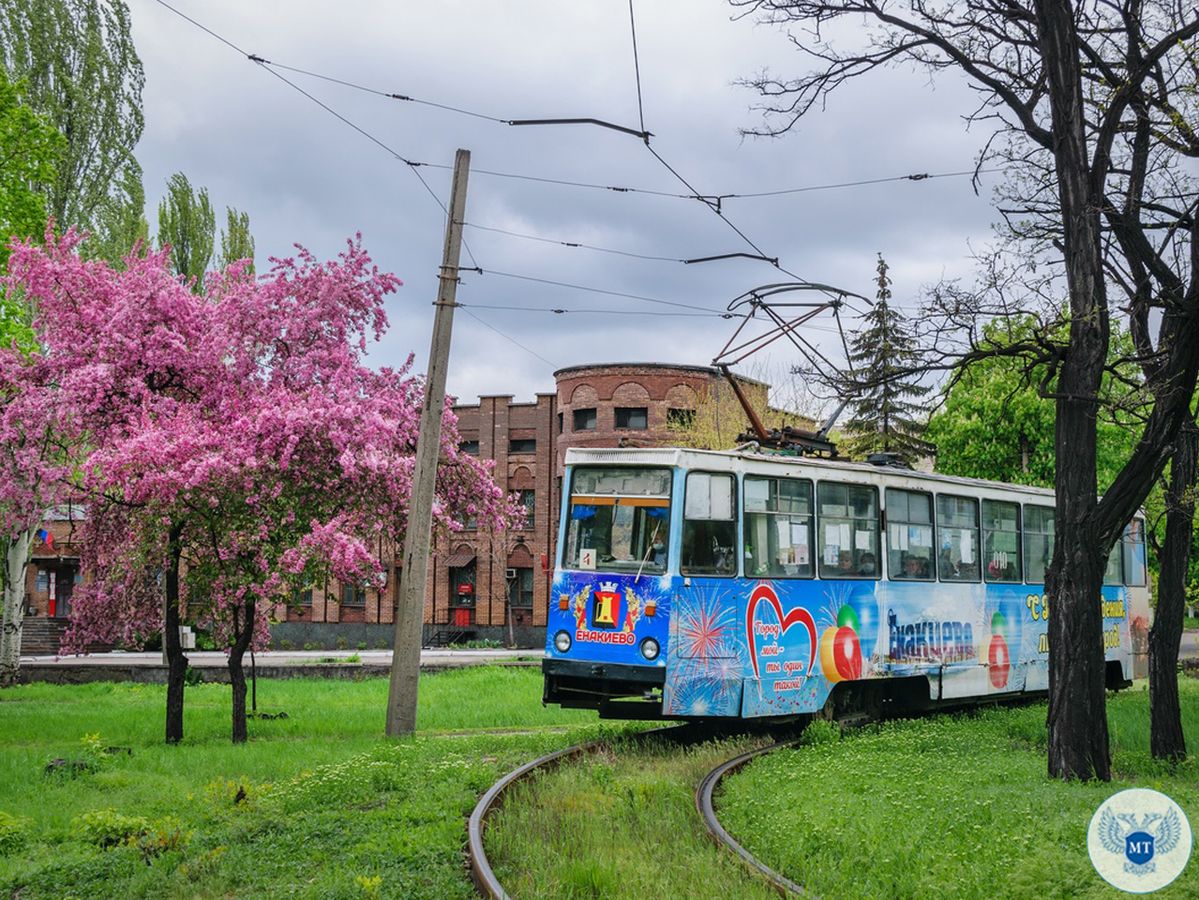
<box><xmin>565</xmin><ymin>467</ymin><xmax>672</xmax><ymax>574</ymax></box>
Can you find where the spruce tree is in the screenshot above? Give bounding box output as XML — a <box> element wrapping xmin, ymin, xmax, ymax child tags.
<box><xmin>841</xmin><ymin>254</ymin><xmax>930</xmax><ymax>464</ymax></box>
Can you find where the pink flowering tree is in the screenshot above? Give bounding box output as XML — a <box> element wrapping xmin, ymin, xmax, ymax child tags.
<box><xmin>7</xmin><ymin>231</ymin><xmax>514</xmax><ymax>742</ymax></box>
<box><xmin>0</xmin><ymin>347</ymin><xmax>74</xmax><ymax>686</ymax></box>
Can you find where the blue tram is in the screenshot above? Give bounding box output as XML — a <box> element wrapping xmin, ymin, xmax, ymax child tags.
<box><xmin>542</xmin><ymin>448</ymin><xmax>1149</xmax><ymax>720</ymax></box>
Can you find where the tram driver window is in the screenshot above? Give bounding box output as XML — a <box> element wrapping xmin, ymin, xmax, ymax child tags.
<box><xmin>565</xmin><ymin>467</ymin><xmax>671</xmax><ymax>574</ymax></box>
<box><xmin>817</xmin><ymin>482</ymin><xmax>879</xmax><ymax>579</ymax></box>
<box><xmin>885</xmin><ymin>488</ymin><xmax>934</xmax><ymax>581</ymax></box>
<box><xmin>682</xmin><ymin>472</ymin><xmax>736</xmax><ymax>577</ymax></box>
<box><xmin>936</xmin><ymin>495</ymin><xmax>980</xmax><ymax>582</ymax></box>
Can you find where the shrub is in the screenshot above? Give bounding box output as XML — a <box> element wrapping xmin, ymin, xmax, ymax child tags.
<box><xmin>72</xmin><ymin>808</ymin><xmax>150</xmax><ymax>848</ymax></box>
<box><xmin>302</xmin><ymin>642</ymin><xmax>317</xmax><ymax>651</ymax></box>
<box><xmin>373</xmin><ymin>639</ymin><xmax>389</xmax><ymax>650</ymax></box>
<box><xmin>280</xmin><ymin>639</ymin><xmax>295</xmax><ymax>650</ymax></box>
<box><xmin>0</xmin><ymin>811</ymin><xmax>28</xmax><ymax>855</ymax></box>
<box><xmin>356</xmin><ymin>641</ymin><xmax>368</xmax><ymax>651</ymax></box>
<box><xmin>335</xmin><ymin>636</ymin><xmax>349</xmax><ymax>650</ymax></box>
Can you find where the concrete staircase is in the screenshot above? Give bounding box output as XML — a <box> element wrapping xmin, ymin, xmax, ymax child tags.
<box><xmin>20</xmin><ymin>618</ymin><xmax>67</xmax><ymax>656</ymax></box>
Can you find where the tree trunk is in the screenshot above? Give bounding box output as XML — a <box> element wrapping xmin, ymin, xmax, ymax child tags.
<box><xmin>163</xmin><ymin>523</ymin><xmax>188</xmax><ymax>744</ymax></box>
<box><xmin>228</xmin><ymin>597</ymin><xmax>255</xmax><ymax>744</ymax></box>
<box><xmin>1034</xmin><ymin>0</ymin><xmax>1115</xmax><ymax>781</ymax></box>
<box><xmin>250</xmin><ymin>646</ymin><xmax>257</xmax><ymax>714</ymax></box>
<box><xmin>1150</xmin><ymin>420</ymin><xmax>1195</xmax><ymax>761</ymax></box>
<box><xmin>1</xmin><ymin>529</ymin><xmax>36</xmax><ymax>687</ymax></box>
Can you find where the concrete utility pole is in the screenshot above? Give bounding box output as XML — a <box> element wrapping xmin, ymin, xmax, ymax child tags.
<box><xmin>386</xmin><ymin>148</ymin><xmax>471</xmax><ymax>736</ymax></box>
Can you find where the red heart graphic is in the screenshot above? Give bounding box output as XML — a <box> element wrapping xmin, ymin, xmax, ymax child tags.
<box><xmin>746</xmin><ymin>582</ymin><xmax>817</xmax><ymax>680</ymax></box>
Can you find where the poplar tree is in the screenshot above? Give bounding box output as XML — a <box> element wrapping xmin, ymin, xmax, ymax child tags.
<box><xmin>841</xmin><ymin>255</ymin><xmax>930</xmax><ymax>464</ymax></box>
<box><xmin>0</xmin><ymin>0</ymin><xmax>144</xmax><ymax>232</ymax></box>
<box><xmin>157</xmin><ymin>172</ymin><xmax>214</xmax><ymax>290</ymax></box>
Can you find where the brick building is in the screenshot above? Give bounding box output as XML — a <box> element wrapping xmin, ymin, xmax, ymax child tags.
<box><xmin>20</xmin><ymin>363</ymin><xmax>774</xmax><ymax>652</ymax></box>
<box><xmin>269</xmin><ymin>361</ymin><xmax>773</xmax><ymax>649</ymax></box>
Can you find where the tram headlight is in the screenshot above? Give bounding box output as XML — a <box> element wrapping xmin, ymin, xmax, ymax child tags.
<box><xmin>640</xmin><ymin>637</ymin><xmax>660</xmax><ymax>661</ymax></box>
<box><xmin>554</xmin><ymin>630</ymin><xmax>572</xmax><ymax>653</ymax></box>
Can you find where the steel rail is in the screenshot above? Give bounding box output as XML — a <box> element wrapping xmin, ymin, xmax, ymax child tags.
<box><xmin>467</xmin><ymin>723</ymin><xmax>711</xmax><ymax>899</ymax></box>
<box><xmin>696</xmin><ymin>739</ymin><xmax>816</xmax><ymax>898</ymax></box>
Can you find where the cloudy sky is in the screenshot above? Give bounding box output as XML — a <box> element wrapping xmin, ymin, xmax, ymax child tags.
<box><xmin>130</xmin><ymin>0</ymin><xmax>1000</xmax><ymax>411</ymax></box>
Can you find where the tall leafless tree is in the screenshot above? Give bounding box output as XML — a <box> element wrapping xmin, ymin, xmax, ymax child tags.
<box><xmin>735</xmin><ymin>0</ymin><xmax>1199</xmax><ymax>780</ymax></box>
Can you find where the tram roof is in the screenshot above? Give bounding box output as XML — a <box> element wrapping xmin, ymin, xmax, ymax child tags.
<box><xmin>563</xmin><ymin>446</ymin><xmax>1062</xmax><ymax>503</ymax></box>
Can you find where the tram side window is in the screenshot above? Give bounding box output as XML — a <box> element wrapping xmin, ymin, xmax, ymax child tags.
<box><xmin>983</xmin><ymin>499</ymin><xmax>1022</xmax><ymax>583</ymax></box>
<box><xmin>744</xmin><ymin>476</ymin><xmax>813</xmax><ymax>578</ymax></box>
<box><xmin>682</xmin><ymin>472</ymin><xmax>737</xmax><ymax>576</ymax></box>
<box><xmin>1023</xmin><ymin>505</ymin><xmax>1054</xmax><ymax>584</ymax></box>
<box><xmin>1122</xmin><ymin>519</ymin><xmax>1147</xmax><ymax>586</ymax></box>
<box><xmin>817</xmin><ymin>482</ymin><xmax>879</xmax><ymax>579</ymax></box>
<box><xmin>1104</xmin><ymin>541</ymin><xmax>1123</xmax><ymax>586</ymax></box>
<box><xmin>885</xmin><ymin>488</ymin><xmax>934</xmax><ymax>580</ymax></box>
<box><xmin>936</xmin><ymin>494</ymin><xmax>980</xmax><ymax>582</ymax></box>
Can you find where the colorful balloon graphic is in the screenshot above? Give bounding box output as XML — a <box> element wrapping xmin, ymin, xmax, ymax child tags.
<box><xmin>820</xmin><ymin>605</ymin><xmax>863</xmax><ymax>682</ymax></box>
<box><xmin>988</xmin><ymin>636</ymin><xmax>1010</xmax><ymax>687</ymax></box>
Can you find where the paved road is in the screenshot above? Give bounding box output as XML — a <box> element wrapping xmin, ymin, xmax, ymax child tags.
<box><xmin>21</xmin><ymin>648</ymin><xmax>543</xmax><ymax>669</ymax></box>
<box><xmin>23</xmin><ymin>632</ymin><xmax>1199</xmax><ymax>668</ymax></box>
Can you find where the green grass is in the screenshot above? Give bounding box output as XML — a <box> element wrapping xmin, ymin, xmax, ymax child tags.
<box><xmin>0</xmin><ymin>668</ymin><xmax>603</xmax><ymax>899</ymax></box>
<box><xmin>1184</xmin><ymin>616</ymin><xmax>1199</xmax><ymax>631</ymax></box>
<box><xmin>719</xmin><ymin>679</ymin><xmax>1199</xmax><ymax>899</ymax></box>
<box><xmin>485</xmin><ymin>733</ymin><xmax>779</xmax><ymax>899</ymax></box>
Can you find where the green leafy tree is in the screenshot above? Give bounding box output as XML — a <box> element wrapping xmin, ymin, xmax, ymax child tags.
<box><xmin>927</xmin><ymin>318</ymin><xmax>1140</xmax><ymax>491</ymax></box>
<box><xmin>218</xmin><ymin>207</ymin><xmax>254</xmax><ymax>274</ymax></box>
<box><xmin>841</xmin><ymin>255</ymin><xmax>931</xmax><ymax>464</ymax></box>
<box><xmin>0</xmin><ymin>0</ymin><xmax>143</xmax><ymax>231</ymax></box>
<box><xmin>157</xmin><ymin>173</ymin><xmax>214</xmax><ymax>290</ymax></box>
<box><xmin>84</xmin><ymin>158</ymin><xmax>148</xmax><ymax>266</ymax></box>
<box><xmin>0</xmin><ymin>71</ymin><xmax>61</xmax><ymax>275</ymax></box>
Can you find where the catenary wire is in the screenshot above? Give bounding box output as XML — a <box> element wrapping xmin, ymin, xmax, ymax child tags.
<box><xmin>459</xmin><ymin>302</ymin><xmax>742</xmax><ymax>319</ymax></box>
<box><xmin>151</xmin><ymin>0</ymin><xmax>480</xmax><ymax>268</ymax></box>
<box><xmin>459</xmin><ymin>307</ymin><xmax>557</xmax><ymax>367</ymax></box>
<box><xmin>628</xmin><ymin>0</ymin><xmax>647</xmax><ymax>137</ymax></box>
<box><xmin>477</xmin><ymin>269</ymin><xmax>738</xmax><ymax>315</ymax></box>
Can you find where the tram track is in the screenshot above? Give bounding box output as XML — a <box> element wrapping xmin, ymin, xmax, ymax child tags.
<box><xmin>466</xmin><ymin>720</ymin><xmax>806</xmax><ymax>899</ymax></box>
<box><xmin>696</xmin><ymin>738</ymin><xmax>814</xmax><ymax>898</ymax></box>
<box><xmin>467</xmin><ymin>721</ymin><xmax>719</xmax><ymax>898</ymax></box>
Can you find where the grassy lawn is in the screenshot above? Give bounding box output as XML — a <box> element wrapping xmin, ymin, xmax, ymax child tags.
<box><xmin>720</xmin><ymin>678</ymin><xmax>1199</xmax><ymax>899</ymax></box>
<box><xmin>0</xmin><ymin>668</ymin><xmax>609</xmax><ymax>899</ymax></box>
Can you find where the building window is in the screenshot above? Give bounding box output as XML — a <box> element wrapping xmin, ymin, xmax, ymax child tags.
<box><xmin>293</xmin><ymin>587</ymin><xmax>313</xmax><ymax>606</ymax></box>
<box><xmin>667</xmin><ymin>407</ymin><xmax>695</xmax><ymax>428</ymax></box>
<box><xmin>459</xmin><ymin>440</ymin><xmax>479</xmax><ymax>455</ymax></box>
<box><xmin>508</xmin><ymin>567</ymin><xmax>534</xmax><ymax>608</ymax></box>
<box><xmin>450</xmin><ymin>562</ymin><xmax>476</xmax><ymax>606</ymax></box>
<box><xmin>615</xmin><ymin>407</ymin><xmax>648</xmax><ymax>430</ymax></box>
<box><xmin>573</xmin><ymin>408</ymin><xmax>597</xmax><ymax>431</ymax></box>
<box><xmin>557</xmin><ymin>412</ymin><xmax>564</xmax><ymax>434</ymax></box>
<box><xmin>518</xmin><ymin>489</ymin><xmax>535</xmax><ymax>530</ymax></box>
<box><xmin>35</xmin><ymin>568</ymin><xmax>50</xmax><ymax>593</ymax></box>
<box><xmin>509</xmin><ymin>438</ymin><xmax>536</xmax><ymax>454</ymax></box>
<box><xmin>340</xmin><ymin>583</ymin><xmax>367</xmax><ymax>606</ymax></box>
